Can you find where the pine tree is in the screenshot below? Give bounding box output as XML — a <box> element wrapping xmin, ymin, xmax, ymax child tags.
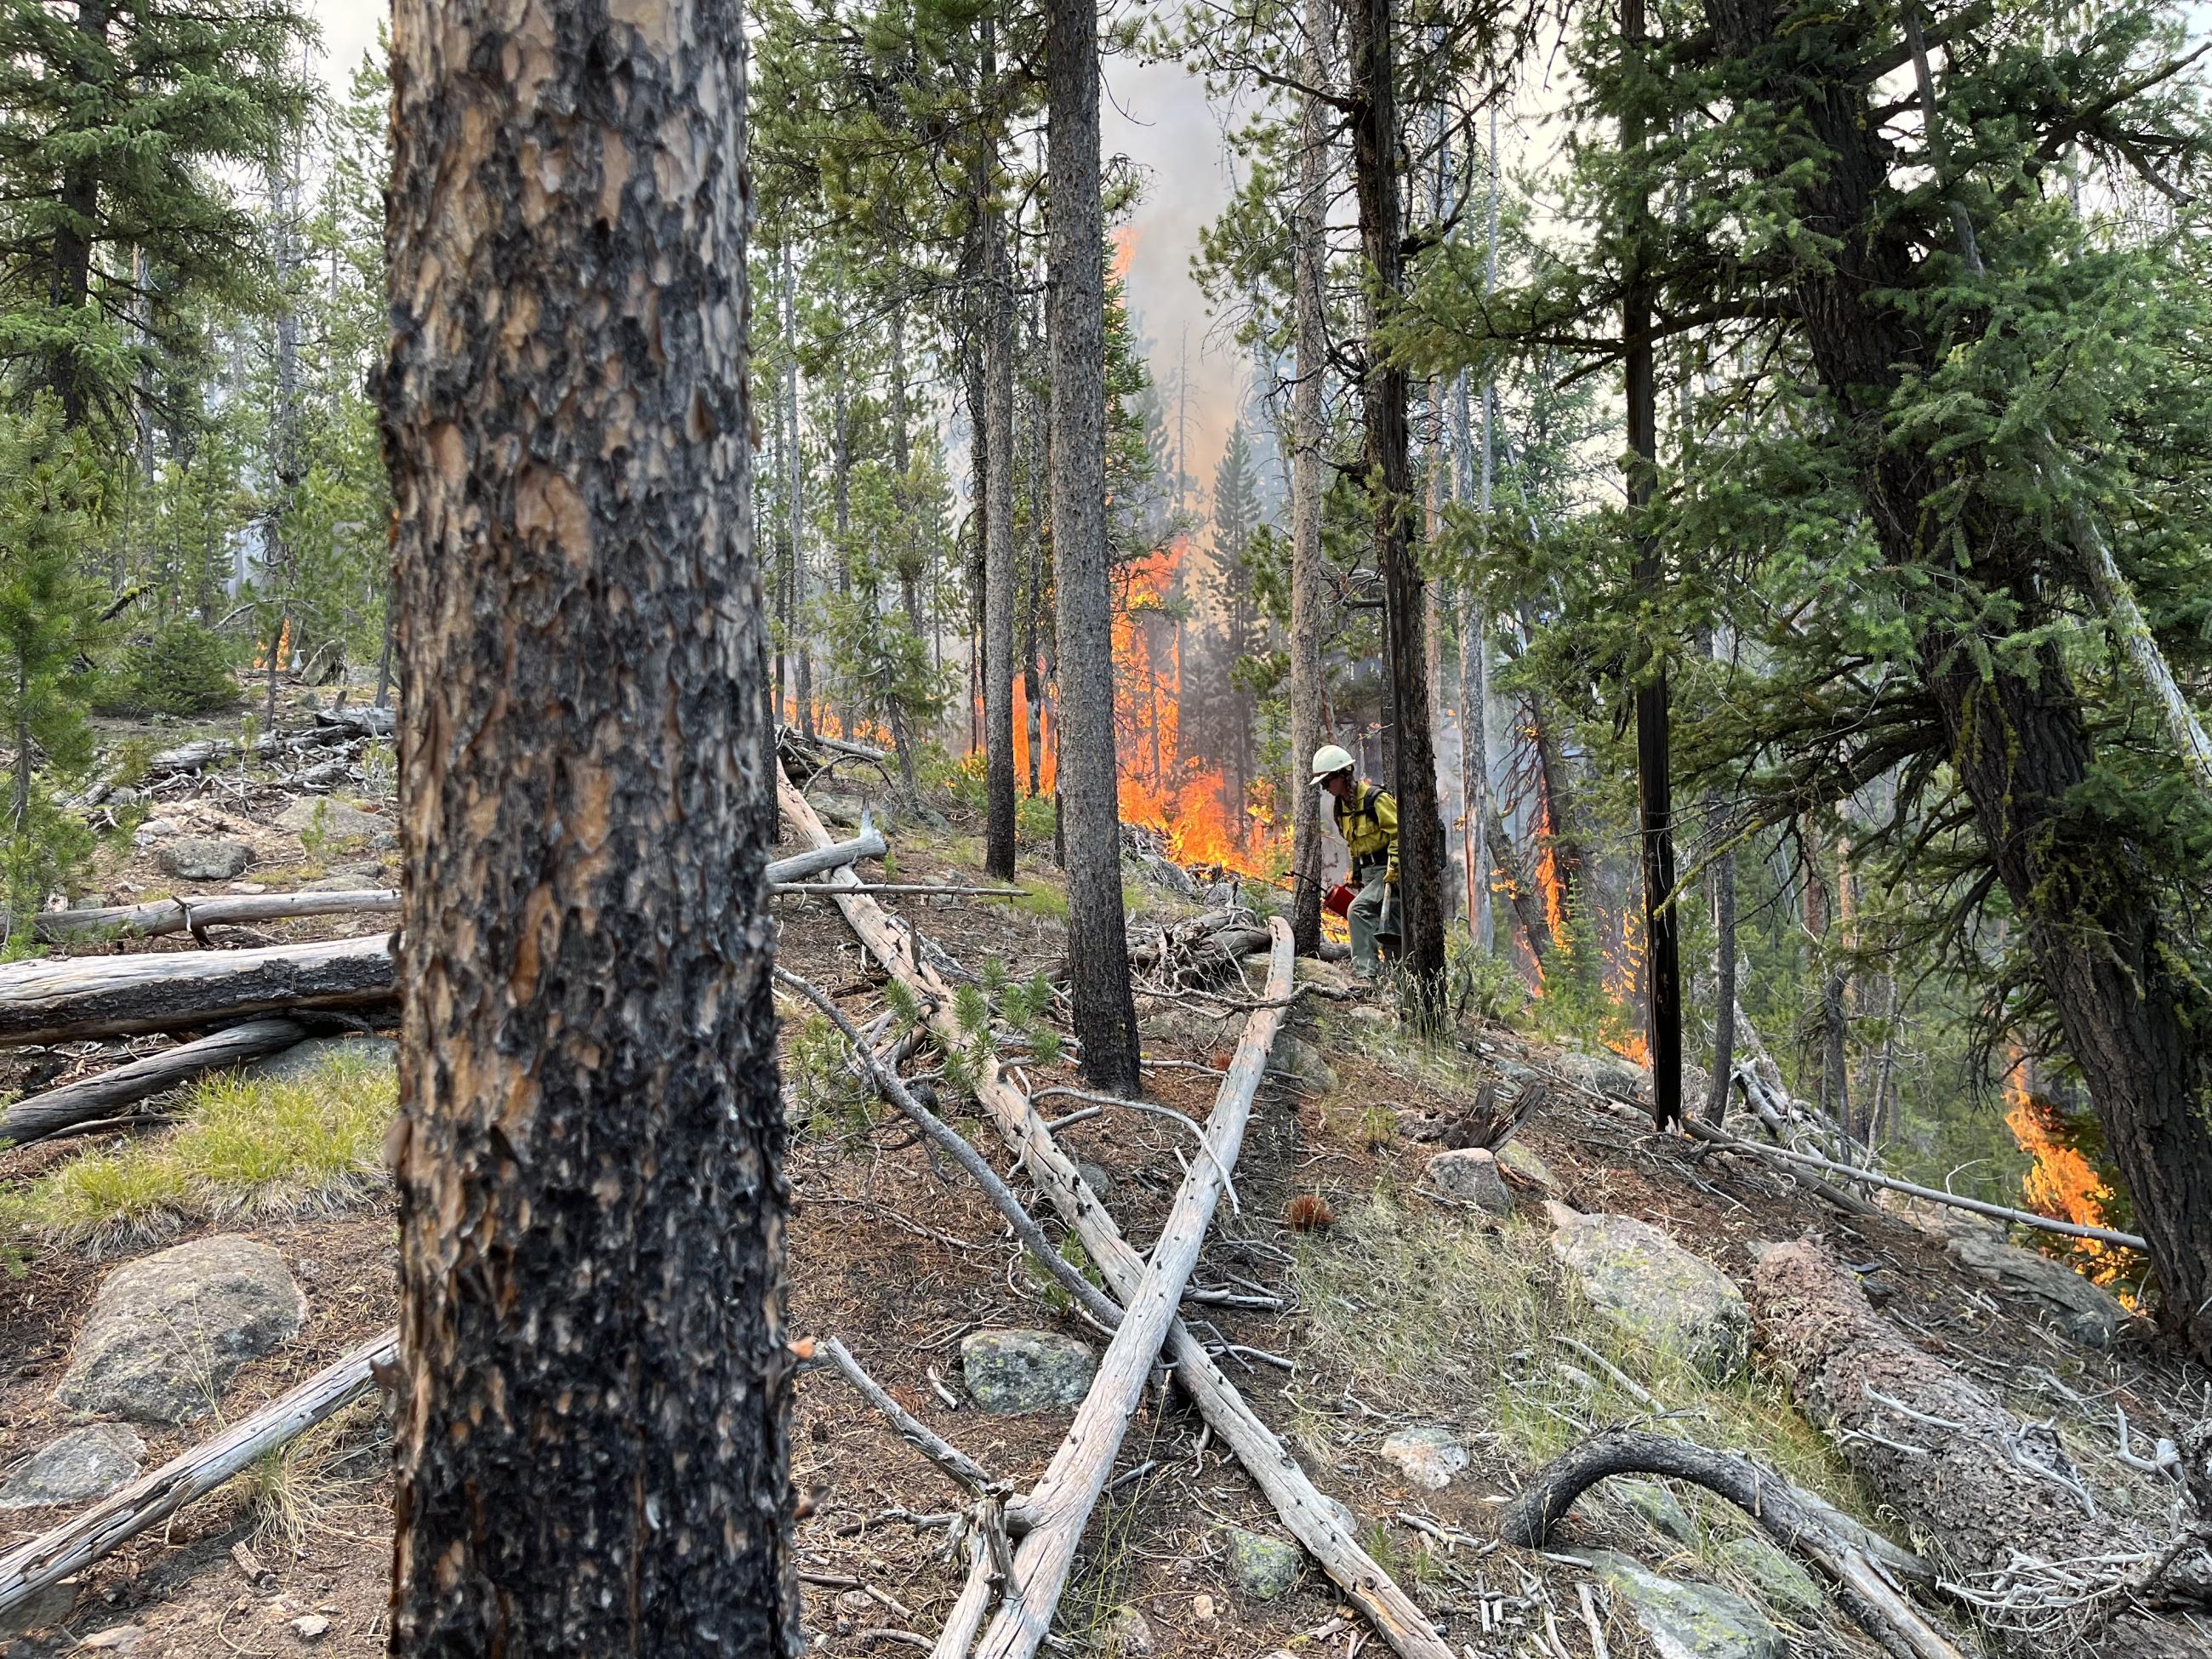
<box><xmin>0</xmin><ymin>0</ymin><xmax>312</xmax><ymax>433</ymax></box>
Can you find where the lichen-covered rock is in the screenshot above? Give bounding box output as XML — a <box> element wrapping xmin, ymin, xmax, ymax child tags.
<box><xmin>1496</xmin><ymin>1140</ymin><xmax>1556</xmax><ymax>1191</ymax></box>
<box><xmin>0</xmin><ymin>1424</ymin><xmax>145</xmax><ymax>1509</ymax></box>
<box><xmin>58</xmin><ymin>1236</ymin><xmax>306</xmax><ymax>1424</ymax></box>
<box><xmin>276</xmin><ymin>797</ymin><xmax>385</xmax><ymax>842</ymax></box>
<box><xmin>1576</xmin><ymin>1550</ymin><xmax>1782</xmax><ymax>1659</ymax></box>
<box><xmin>157</xmin><ymin>838</ymin><xmax>251</xmax><ymax>881</ymax></box>
<box><xmin>1548</xmin><ymin>1211</ymin><xmax>1748</xmax><ymax>1381</ymax></box>
<box><xmin>1381</xmin><ymin>1424</ymin><xmax>1468</xmax><ymax>1490</ymax></box>
<box><xmin>1267</xmin><ymin>1029</ymin><xmax>1337</xmax><ymax>1094</ymax></box>
<box><xmin>1718</xmin><ymin>1534</ymin><xmax>1823</xmax><ymax>1623</ymax></box>
<box><xmin>242</xmin><ymin>1035</ymin><xmax>398</xmax><ymax>1086</ymax></box>
<box><xmin>1428</xmin><ymin>1148</ymin><xmax>1512</xmax><ymax>1214</ymax></box>
<box><xmin>959</xmin><ymin>1329</ymin><xmax>1096</xmax><ymax>1413</ymax></box>
<box><xmin>1611</xmin><ymin>1478</ymin><xmax>1696</xmax><ymax>1545</ymax></box>
<box><xmin>1092</xmin><ymin>1606</ymin><xmax>1154</xmax><ymax>1657</ymax></box>
<box><xmin>1219</xmin><ymin>1525</ymin><xmax>1301</xmax><ymax>1599</ymax></box>
<box><xmin>1941</xmin><ymin>1225</ymin><xmax>2127</xmax><ymax>1348</ymax></box>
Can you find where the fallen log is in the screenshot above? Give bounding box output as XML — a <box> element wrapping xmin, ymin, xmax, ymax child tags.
<box><xmin>776</xmin><ymin>768</ymin><xmax>1455</xmax><ymax>1659</ymax></box>
<box><xmin>33</xmin><ymin>890</ymin><xmax>399</xmax><ymax>941</ymax></box>
<box><xmin>1753</xmin><ymin>1241</ymin><xmax>2212</xmax><ymax>1655</ymax></box>
<box><xmin>761</xmin><ymin>814</ymin><xmax>886</xmax><ymax>886</ymax></box>
<box><xmin>967</xmin><ymin>918</ymin><xmax>1294</xmax><ymax>1659</ymax></box>
<box><xmin>1500</xmin><ymin>1427</ymin><xmax>1967</xmax><ymax>1659</ymax></box>
<box><xmin>0</xmin><ymin>935</ymin><xmax>395</xmax><ymax>1046</ymax></box>
<box><xmin>0</xmin><ymin>1018</ymin><xmax>309</xmax><ymax>1146</ymax></box>
<box><xmin>0</xmin><ymin>1330</ymin><xmax>392</xmax><ymax>1621</ymax></box>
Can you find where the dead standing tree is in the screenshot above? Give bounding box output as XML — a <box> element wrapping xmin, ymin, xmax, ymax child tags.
<box><xmin>383</xmin><ymin>0</ymin><xmax>794</xmax><ymax>1649</ymax></box>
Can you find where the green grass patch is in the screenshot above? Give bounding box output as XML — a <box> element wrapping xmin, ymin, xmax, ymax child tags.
<box><xmin>1012</xmin><ymin>880</ymin><xmax>1069</xmax><ymax>922</ymax></box>
<box><xmin>17</xmin><ymin>1050</ymin><xmax>395</xmax><ymax>1251</ymax></box>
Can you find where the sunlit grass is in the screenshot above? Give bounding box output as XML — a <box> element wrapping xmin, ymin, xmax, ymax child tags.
<box><xmin>20</xmin><ymin>1048</ymin><xmax>394</xmax><ymax>1251</ymax></box>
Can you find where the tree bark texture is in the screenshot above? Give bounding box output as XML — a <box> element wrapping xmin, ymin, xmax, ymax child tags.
<box><xmin>1705</xmin><ymin>0</ymin><xmax>2212</xmax><ymax>1363</ymax></box>
<box><xmin>382</xmin><ymin>0</ymin><xmax>794</xmax><ymax>1646</ymax></box>
<box><xmin>983</xmin><ymin>186</ymin><xmax>1019</xmax><ymax>880</ymax></box>
<box><xmin>1286</xmin><ymin>0</ymin><xmax>1331</xmax><ymax>957</ymax></box>
<box><xmin>1752</xmin><ymin>1243</ymin><xmax>2212</xmax><ymax>1655</ymax></box>
<box><xmin>1345</xmin><ymin>0</ymin><xmax>1445</xmax><ymax>1002</ymax></box>
<box><xmin>1047</xmin><ymin>0</ymin><xmax>1140</xmax><ymax>1094</ymax></box>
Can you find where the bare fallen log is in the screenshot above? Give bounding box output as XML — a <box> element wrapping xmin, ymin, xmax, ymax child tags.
<box><xmin>0</xmin><ymin>935</ymin><xmax>395</xmax><ymax>1046</ymax></box>
<box><xmin>0</xmin><ymin>1330</ymin><xmax>392</xmax><ymax>1621</ymax></box>
<box><xmin>773</xmin><ymin>882</ymin><xmax>1028</xmax><ymax>899</ymax></box>
<box><xmin>1753</xmin><ymin>1241</ymin><xmax>2212</xmax><ymax>1654</ymax></box>
<box><xmin>1500</xmin><ymin>1427</ymin><xmax>1966</xmax><ymax>1659</ymax></box>
<box><xmin>0</xmin><ymin>1018</ymin><xmax>309</xmax><ymax>1146</ymax></box>
<box><xmin>763</xmin><ymin>814</ymin><xmax>886</xmax><ymax>886</ymax></box>
<box><xmin>33</xmin><ymin>890</ymin><xmax>399</xmax><ymax>942</ymax></box>
<box><xmin>968</xmin><ymin>918</ymin><xmax>1295</xmax><ymax>1659</ymax></box>
<box><xmin>776</xmin><ymin>768</ymin><xmax>1454</xmax><ymax>1659</ymax></box>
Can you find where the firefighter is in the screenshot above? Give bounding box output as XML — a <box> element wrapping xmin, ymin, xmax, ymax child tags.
<box><xmin>1311</xmin><ymin>744</ymin><xmax>1399</xmax><ymax>978</ymax></box>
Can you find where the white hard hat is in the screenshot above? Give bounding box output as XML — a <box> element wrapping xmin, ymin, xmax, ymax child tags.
<box><xmin>1309</xmin><ymin>744</ymin><xmax>1355</xmax><ymax>784</ymax></box>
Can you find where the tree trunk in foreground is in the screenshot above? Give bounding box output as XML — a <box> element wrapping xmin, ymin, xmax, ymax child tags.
<box><xmin>1286</xmin><ymin>0</ymin><xmax>1331</xmax><ymax>957</ymax></box>
<box><xmin>1346</xmin><ymin>0</ymin><xmax>1445</xmax><ymax>1004</ymax></box>
<box><xmin>383</xmin><ymin>0</ymin><xmax>794</xmax><ymax>1647</ymax></box>
<box><xmin>983</xmin><ymin>178</ymin><xmax>1019</xmax><ymax>881</ymax></box>
<box><xmin>1707</xmin><ymin>0</ymin><xmax>2212</xmax><ymax>1365</ymax></box>
<box><xmin>1047</xmin><ymin>0</ymin><xmax>1140</xmax><ymax>1095</ymax></box>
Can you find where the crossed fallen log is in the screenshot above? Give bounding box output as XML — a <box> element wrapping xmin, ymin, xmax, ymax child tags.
<box><xmin>775</xmin><ymin>765</ymin><xmax>1457</xmax><ymax>1659</ymax></box>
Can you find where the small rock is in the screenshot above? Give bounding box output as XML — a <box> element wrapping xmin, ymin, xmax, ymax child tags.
<box><xmin>1190</xmin><ymin>1593</ymin><xmax>1217</xmax><ymax>1621</ymax></box>
<box><xmin>1496</xmin><ymin>1141</ymin><xmax>1556</xmax><ymax>1191</ymax></box>
<box><xmin>292</xmin><ymin>1615</ymin><xmax>331</xmax><ymax>1642</ymax></box>
<box><xmin>0</xmin><ymin>1424</ymin><xmax>144</xmax><ymax>1509</ymax></box>
<box><xmin>80</xmin><ymin>1628</ymin><xmax>148</xmax><ymax>1652</ymax></box>
<box><xmin>275</xmin><ymin>797</ymin><xmax>385</xmax><ymax>841</ymax></box>
<box><xmin>58</xmin><ymin>1236</ymin><xmax>307</xmax><ymax>1424</ymax></box>
<box><xmin>157</xmin><ymin>838</ymin><xmax>251</xmax><ymax>881</ymax></box>
<box><xmin>1611</xmin><ymin>1479</ymin><xmax>1697</xmax><ymax>1545</ymax></box>
<box><xmin>298</xmin><ymin>874</ymin><xmax>379</xmax><ymax>893</ymax></box>
<box><xmin>230</xmin><ymin>881</ymin><xmax>267</xmax><ymax>894</ymax></box>
<box><xmin>67</xmin><ymin>894</ymin><xmax>109</xmax><ymax>911</ymax></box>
<box><xmin>1073</xmin><ymin>1160</ymin><xmax>1115</xmax><ymax>1201</ymax></box>
<box><xmin>1219</xmin><ymin>1525</ymin><xmax>1301</xmax><ymax>1599</ymax></box>
<box><xmin>136</xmin><ymin>817</ymin><xmax>180</xmax><ymax>839</ymax></box>
<box><xmin>1575</xmin><ymin>1549</ymin><xmax>1782</xmax><ymax>1659</ymax></box>
<box><xmin>1548</xmin><ymin>1212</ymin><xmax>1750</xmax><ymax>1381</ymax></box>
<box><xmin>1941</xmin><ymin>1228</ymin><xmax>2127</xmax><ymax>1348</ymax></box>
<box><xmin>1092</xmin><ymin>1606</ymin><xmax>1153</xmax><ymax>1657</ymax></box>
<box><xmin>1428</xmin><ymin>1148</ymin><xmax>1512</xmax><ymax>1214</ymax></box>
<box><xmin>959</xmin><ymin>1329</ymin><xmax>1097</xmax><ymax>1413</ymax></box>
<box><xmin>241</xmin><ymin>1035</ymin><xmax>398</xmax><ymax>1086</ymax></box>
<box><xmin>1718</xmin><ymin>1534</ymin><xmax>1824</xmax><ymax>1623</ymax></box>
<box><xmin>1268</xmin><ymin>1029</ymin><xmax>1338</xmax><ymax>1094</ymax></box>
<box><xmin>1380</xmin><ymin>1424</ymin><xmax>1468</xmax><ymax>1490</ymax></box>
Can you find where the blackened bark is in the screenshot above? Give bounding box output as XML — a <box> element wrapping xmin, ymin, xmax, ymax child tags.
<box><xmin>1705</xmin><ymin>0</ymin><xmax>2212</xmax><ymax>1360</ymax></box>
<box><xmin>1345</xmin><ymin>0</ymin><xmax>1445</xmax><ymax>1004</ymax></box>
<box><xmin>1705</xmin><ymin>847</ymin><xmax>1736</xmax><ymax>1123</ymax></box>
<box><xmin>382</xmin><ymin>0</ymin><xmax>793</xmax><ymax>1648</ymax></box>
<box><xmin>983</xmin><ymin>169</ymin><xmax>1019</xmax><ymax>879</ymax></box>
<box><xmin>1048</xmin><ymin>0</ymin><xmax>1140</xmax><ymax>1094</ymax></box>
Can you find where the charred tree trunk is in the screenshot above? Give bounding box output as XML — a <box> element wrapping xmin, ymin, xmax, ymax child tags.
<box><xmin>1346</xmin><ymin>0</ymin><xmax>1445</xmax><ymax>1004</ymax></box>
<box><xmin>382</xmin><ymin>0</ymin><xmax>793</xmax><ymax>1647</ymax></box>
<box><xmin>782</xmin><ymin>244</ymin><xmax>812</xmax><ymax>738</ymax></box>
<box><xmin>983</xmin><ymin>141</ymin><xmax>1018</xmax><ymax>881</ymax></box>
<box><xmin>1622</xmin><ymin>0</ymin><xmax>1681</xmax><ymax>1129</ymax></box>
<box><xmin>46</xmin><ymin>0</ymin><xmax>108</xmax><ymax>425</ymax></box>
<box><xmin>1704</xmin><ymin>0</ymin><xmax>2212</xmax><ymax>1363</ymax></box>
<box><xmin>1047</xmin><ymin>0</ymin><xmax>1140</xmax><ymax>1094</ymax></box>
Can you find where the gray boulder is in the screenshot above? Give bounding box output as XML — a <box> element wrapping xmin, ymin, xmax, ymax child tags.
<box><xmin>1093</xmin><ymin>1607</ymin><xmax>1154</xmax><ymax>1657</ymax></box>
<box><xmin>1942</xmin><ymin>1226</ymin><xmax>2127</xmax><ymax>1348</ymax></box>
<box><xmin>1576</xmin><ymin>1550</ymin><xmax>1783</xmax><ymax>1659</ymax></box>
<box><xmin>960</xmin><ymin>1329</ymin><xmax>1096</xmax><ymax>1413</ymax></box>
<box><xmin>1718</xmin><ymin>1534</ymin><xmax>1824</xmax><ymax>1623</ymax></box>
<box><xmin>1549</xmin><ymin>1211</ymin><xmax>1748</xmax><ymax>1381</ymax></box>
<box><xmin>1554</xmin><ymin>1050</ymin><xmax>1649</xmax><ymax>1101</ymax></box>
<box><xmin>276</xmin><ymin>796</ymin><xmax>385</xmax><ymax>842</ymax></box>
<box><xmin>1428</xmin><ymin>1148</ymin><xmax>1512</xmax><ymax>1214</ymax></box>
<box><xmin>157</xmin><ymin>839</ymin><xmax>251</xmax><ymax>881</ymax></box>
<box><xmin>1268</xmin><ymin>1029</ymin><xmax>1338</xmax><ymax>1094</ymax></box>
<box><xmin>58</xmin><ymin>1236</ymin><xmax>307</xmax><ymax>1424</ymax></box>
<box><xmin>1611</xmin><ymin>1478</ymin><xmax>1696</xmax><ymax>1546</ymax></box>
<box><xmin>0</xmin><ymin>1424</ymin><xmax>145</xmax><ymax>1510</ymax></box>
<box><xmin>1380</xmin><ymin>1425</ymin><xmax>1468</xmax><ymax>1491</ymax></box>
<box><xmin>298</xmin><ymin>873</ymin><xmax>384</xmax><ymax>892</ymax></box>
<box><xmin>242</xmin><ymin>1035</ymin><xmax>398</xmax><ymax>1086</ymax></box>
<box><xmin>1073</xmin><ymin>1160</ymin><xmax>1115</xmax><ymax>1201</ymax></box>
<box><xmin>1219</xmin><ymin>1525</ymin><xmax>1301</xmax><ymax>1599</ymax></box>
<box><xmin>1497</xmin><ymin>1140</ymin><xmax>1557</xmax><ymax>1191</ymax></box>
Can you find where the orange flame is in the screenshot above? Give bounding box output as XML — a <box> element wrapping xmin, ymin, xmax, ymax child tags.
<box><xmin>1605</xmin><ymin>907</ymin><xmax>1651</xmax><ymax>1067</ymax></box>
<box><xmin>2003</xmin><ymin>1055</ymin><xmax>2132</xmax><ymax>1288</ymax></box>
<box><xmin>1110</xmin><ymin>225</ymin><xmax>1142</xmax><ymax>283</ymax></box>
<box><xmin>1109</xmin><ymin>538</ymin><xmax>1280</xmax><ymax>876</ymax></box>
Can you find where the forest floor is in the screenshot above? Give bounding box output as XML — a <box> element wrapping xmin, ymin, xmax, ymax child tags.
<box><xmin>0</xmin><ymin>691</ymin><xmax>2204</xmax><ymax>1658</ymax></box>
